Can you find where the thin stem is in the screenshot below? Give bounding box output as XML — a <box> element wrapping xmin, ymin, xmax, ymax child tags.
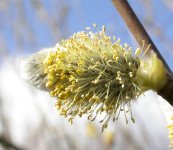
<box><xmin>112</xmin><ymin>0</ymin><xmax>173</xmax><ymax>105</ymax></box>
<box><xmin>0</xmin><ymin>136</ymin><xmax>26</xmax><ymax>150</ymax></box>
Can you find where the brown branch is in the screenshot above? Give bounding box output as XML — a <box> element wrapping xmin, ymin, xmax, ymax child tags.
<box><xmin>112</xmin><ymin>0</ymin><xmax>173</xmax><ymax>105</ymax></box>
<box><xmin>0</xmin><ymin>136</ymin><xmax>25</xmax><ymax>150</ymax></box>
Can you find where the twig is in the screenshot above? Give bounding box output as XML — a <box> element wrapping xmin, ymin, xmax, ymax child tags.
<box><xmin>112</xmin><ymin>0</ymin><xmax>173</xmax><ymax>105</ymax></box>
<box><xmin>0</xmin><ymin>136</ymin><xmax>25</xmax><ymax>150</ymax></box>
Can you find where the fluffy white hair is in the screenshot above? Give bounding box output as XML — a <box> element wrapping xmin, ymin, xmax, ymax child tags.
<box><xmin>20</xmin><ymin>48</ymin><xmax>54</xmax><ymax>90</ymax></box>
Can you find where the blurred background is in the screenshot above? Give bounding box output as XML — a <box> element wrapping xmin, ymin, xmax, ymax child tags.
<box><xmin>0</xmin><ymin>0</ymin><xmax>173</xmax><ymax>149</ymax></box>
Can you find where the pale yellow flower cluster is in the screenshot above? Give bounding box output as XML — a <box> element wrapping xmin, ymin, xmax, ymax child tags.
<box><xmin>43</xmin><ymin>25</ymin><xmax>143</xmax><ymax>131</ymax></box>
<box><xmin>167</xmin><ymin>116</ymin><xmax>173</xmax><ymax>149</ymax></box>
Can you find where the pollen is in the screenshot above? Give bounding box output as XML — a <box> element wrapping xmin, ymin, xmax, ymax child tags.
<box><xmin>167</xmin><ymin>116</ymin><xmax>173</xmax><ymax>149</ymax></box>
<box><xmin>43</xmin><ymin>26</ymin><xmax>143</xmax><ymax>131</ymax></box>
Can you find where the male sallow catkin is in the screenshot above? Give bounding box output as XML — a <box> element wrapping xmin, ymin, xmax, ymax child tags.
<box><xmin>21</xmin><ymin>25</ymin><xmax>167</xmax><ymax>131</ymax></box>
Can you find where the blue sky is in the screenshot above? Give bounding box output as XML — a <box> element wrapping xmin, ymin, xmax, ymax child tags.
<box><xmin>1</xmin><ymin>0</ymin><xmax>173</xmax><ymax>70</ymax></box>
<box><xmin>67</xmin><ymin>0</ymin><xmax>131</xmax><ymax>42</ymax></box>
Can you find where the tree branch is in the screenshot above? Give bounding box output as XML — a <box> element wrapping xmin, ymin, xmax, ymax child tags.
<box><xmin>0</xmin><ymin>136</ymin><xmax>25</xmax><ymax>150</ymax></box>
<box><xmin>112</xmin><ymin>0</ymin><xmax>173</xmax><ymax>105</ymax></box>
